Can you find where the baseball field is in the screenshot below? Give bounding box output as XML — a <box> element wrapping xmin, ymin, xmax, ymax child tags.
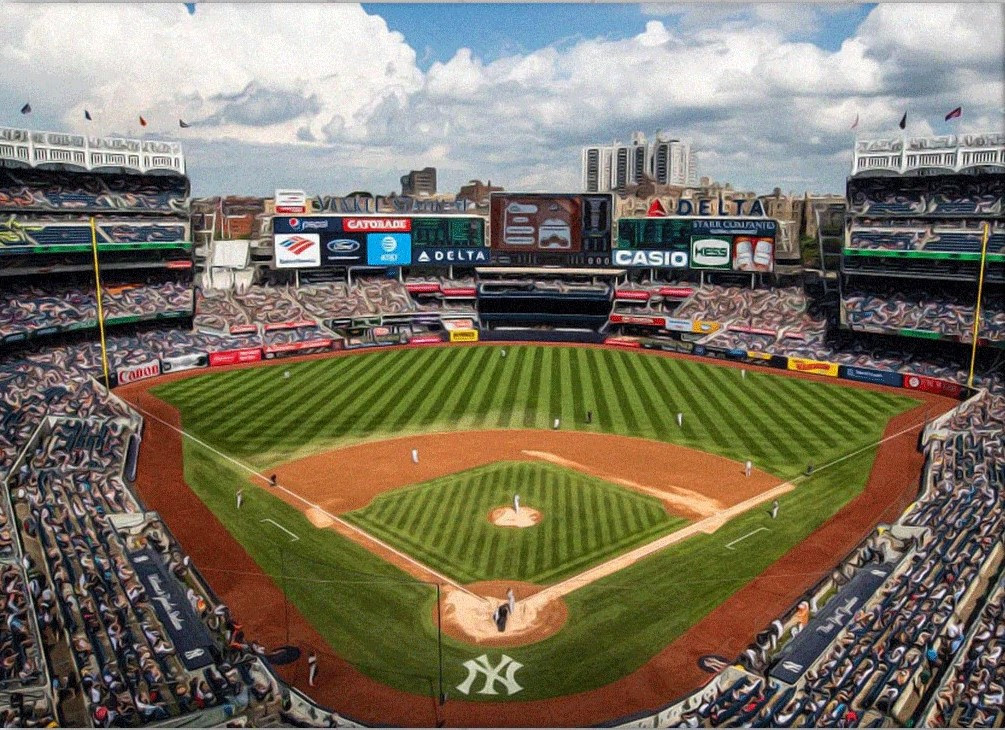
<box><xmin>124</xmin><ymin>343</ymin><xmax>937</xmax><ymax>723</ymax></box>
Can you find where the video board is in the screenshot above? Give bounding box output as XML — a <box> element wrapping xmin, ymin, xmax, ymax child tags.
<box><xmin>272</xmin><ymin>215</ymin><xmax>488</xmax><ymax>268</ymax></box>
<box><xmin>489</xmin><ymin>193</ymin><xmax>613</xmax><ymax>266</ymax></box>
<box><xmin>615</xmin><ymin>217</ymin><xmax>778</xmax><ymax>272</ymax></box>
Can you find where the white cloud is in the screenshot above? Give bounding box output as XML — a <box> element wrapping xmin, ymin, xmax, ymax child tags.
<box><xmin>2</xmin><ymin>2</ymin><xmax>1001</xmax><ymax>196</ymax></box>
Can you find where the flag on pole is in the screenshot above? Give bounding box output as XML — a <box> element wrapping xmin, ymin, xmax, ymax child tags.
<box><xmin>184</xmin><ymin>3</ymin><xmax>196</xmax><ymax>15</ymax></box>
<box><xmin>179</xmin><ymin>119</ymin><xmax>191</xmax><ymax>128</ymax></box>
<box><xmin>139</xmin><ymin>116</ymin><xmax>147</xmax><ymax>127</ymax></box>
<box><xmin>851</xmin><ymin>113</ymin><xmax>859</xmax><ymax>130</ymax></box>
<box><xmin>20</xmin><ymin>103</ymin><xmax>31</xmax><ymax>114</ymax></box>
<box><xmin>898</xmin><ymin>112</ymin><xmax>907</xmax><ymax>130</ymax></box>
<box><xmin>84</xmin><ymin>109</ymin><xmax>92</xmax><ymax>121</ymax></box>
<box><xmin>945</xmin><ymin>106</ymin><xmax>962</xmax><ymax>121</ymax></box>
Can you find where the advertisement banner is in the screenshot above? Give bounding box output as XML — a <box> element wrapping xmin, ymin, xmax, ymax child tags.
<box><xmin>409</xmin><ymin>335</ymin><xmax>443</xmax><ymax>345</ymax></box>
<box><xmin>366</xmin><ymin>232</ymin><xmax>412</xmax><ymax>266</ymax></box>
<box><xmin>609</xmin><ymin>314</ymin><xmax>666</xmax><ymax>327</ymax></box>
<box><xmin>658</xmin><ymin>286</ymin><xmax>694</xmax><ymax>298</ymax></box>
<box><xmin>263</xmin><ymin>320</ymin><xmax>317</xmax><ymax>331</ymax></box>
<box><xmin>690</xmin><ymin>237</ymin><xmax>732</xmax><ymax>270</ymax></box>
<box><xmin>604</xmin><ymin>336</ymin><xmax>642</xmax><ymax>348</ymax></box>
<box><xmin>747</xmin><ymin>351</ymin><xmax>789</xmax><ymax>369</ymax></box>
<box><xmin>413</xmin><ymin>247</ymin><xmax>490</xmax><ymax>265</ymax></box>
<box><xmin>443</xmin><ymin>318</ymin><xmax>475</xmax><ymax>331</ymax></box>
<box><xmin>449</xmin><ymin>329</ymin><xmax>479</xmax><ymax>342</ymax></box>
<box><xmin>691</xmin><ymin>320</ymin><xmax>721</xmax><ymax>334</ymax></box>
<box><xmin>406</xmin><ymin>283</ymin><xmax>441</xmax><ymax>294</ymax></box>
<box><xmin>733</xmin><ymin>236</ymin><xmax>774</xmax><ymax>272</ymax></box>
<box><xmin>262</xmin><ymin>338</ymin><xmax>334</xmax><ymax>359</ymax></box>
<box><xmin>614</xmin><ymin>290</ymin><xmax>651</xmax><ymax>301</ymax></box>
<box><xmin>664</xmin><ymin>317</ymin><xmax>693</xmax><ymax>332</ymax></box>
<box><xmin>209</xmin><ymin>347</ymin><xmax>262</xmax><ymax>367</ymax></box>
<box><xmin>840</xmin><ymin>365</ymin><xmax>904</xmax><ymax>387</ymax></box>
<box><xmin>116</xmin><ymin>360</ymin><xmax>161</xmax><ymax>385</ymax></box>
<box><xmin>441</xmin><ymin>287</ymin><xmax>477</xmax><ymax>297</ymax></box>
<box><xmin>613</xmin><ymin>249</ymin><xmax>689</xmax><ymax>268</ymax></box>
<box><xmin>274</xmin><ymin>234</ymin><xmax>321</xmax><ymax>268</ymax></box>
<box><xmin>160</xmin><ymin>353</ymin><xmax>208</xmax><ymax>373</ymax></box>
<box><xmin>787</xmin><ymin>357</ymin><xmax>840</xmax><ymax>377</ymax></box>
<box><xmin>229</xmin><ymin>324</ymin><xmax>258</xmax><ymax>335</ymax></box>
<box><xmin>274</xmin><ymin>189</ymin><xmax>307</xmax><ymax>214</ymax></box>
<box><xmin>903</xmin><ymin>373</ymin><xmax>963</xmax><ymax>398</ymax></box>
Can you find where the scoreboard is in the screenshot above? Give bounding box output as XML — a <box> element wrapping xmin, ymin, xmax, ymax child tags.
<box><xmin>489</xmin><ymin>193</ymin><xmax>613</xmax><ymax>267</ymax></box>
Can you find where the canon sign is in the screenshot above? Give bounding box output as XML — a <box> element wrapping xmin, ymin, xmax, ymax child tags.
<box><xmin>344</xmin><ymin>218</ymin><xmax>411</xmax><ymax>232</ymax></box>
<box><xmin>613</xmin><ymin>249</ymin><xmax>689</xmax><ymax>268</ymax></box>
<box><xmin>117</xmin><ymin>360</ymin><xmax>161</xmax><ymax>385</ymax></box>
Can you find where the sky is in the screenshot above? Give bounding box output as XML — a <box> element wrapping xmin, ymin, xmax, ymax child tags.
<box><xmin>1</xmin><ymin>2</ymin><xmax>1002</xmax><ymax>198</ymax></box>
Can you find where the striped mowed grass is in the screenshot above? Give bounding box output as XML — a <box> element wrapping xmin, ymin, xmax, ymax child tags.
<box><xmin>342</xmin><ymin>461</ymin><xmax>689</xmax><ymax>584</ymax></box>
<box><xmin>152</xmin><ymin>344</ymin><xmax>919</xmax><ymax>478</ymax></box>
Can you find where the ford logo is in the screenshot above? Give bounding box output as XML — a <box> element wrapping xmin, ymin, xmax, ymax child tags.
<box><xmin>327</xmin><ymin>239</ymin><xmax>360</xmax><ymax>252</ymax></box>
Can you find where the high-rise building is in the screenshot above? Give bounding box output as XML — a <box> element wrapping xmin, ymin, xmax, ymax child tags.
<box><xmin>400</xmin><ymin>167</ymin><xmax>437</xmax><ymax>196</ymax></box>
<box><xmin>581</xmin><ymin>132</ymin><xmax>697</xmax><ymax>192</ymax></box>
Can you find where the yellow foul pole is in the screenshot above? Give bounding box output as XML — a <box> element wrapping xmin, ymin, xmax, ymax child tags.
<box><xmin>967</xmin><ymin>222</ymin><xmax>990</xmax><ymax>389</ymax></box>
<box><xmin>90</xmin><ymin>217</ymin><xmax>111</xmax><ymax>388</ymax></box>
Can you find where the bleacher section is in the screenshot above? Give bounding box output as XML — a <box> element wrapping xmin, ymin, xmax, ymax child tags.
<box><xmin>842</xmin><ymin>166</ymin><xmax>1003</xmax><ymax>346</ymax></box>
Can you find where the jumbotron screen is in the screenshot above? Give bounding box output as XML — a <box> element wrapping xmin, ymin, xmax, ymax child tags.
<box><xmin>489</xmin><ymin>193</ymin><xmax>613</xmax><ymax>266</ymax></box>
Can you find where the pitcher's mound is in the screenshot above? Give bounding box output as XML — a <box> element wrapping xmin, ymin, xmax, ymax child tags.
<box><xmin>489</xmin><ymin>506</ymin><xmax>542</xmax><ymax>528</ymax></box>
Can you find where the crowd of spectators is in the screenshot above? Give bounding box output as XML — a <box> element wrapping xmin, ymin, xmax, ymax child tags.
<box><xmin>847</xmin><ymin>224</ymin><xmax>1005</xmax><ymax>255</ymax></box>
<box><xmin>1</xmin><ymin>279</ymin><xmax>192</xmax><ymax>339</ymax></box>
<box><xmin>926</xmin><ymin>579</ymin><xmax>1005</xmax><ymax>728</ymax></box>
<box><xmin>0</xmin><ymin>169</ymin><xmax>188</xmax><ymax>215</ymax></box>
<box><xmin>842</xmin><ymin>287</ymin><xmax>1005</xmax><ymax>342</ymax></box>
<box><xmin>0</xmin><ymin>338</ymin><xmax>352</xmax><ymax>726</ymax></box>
<box><xmin>847</xmin><ymin>176</ymin><xmax>1003</xmax><ymax>219</ymax></box>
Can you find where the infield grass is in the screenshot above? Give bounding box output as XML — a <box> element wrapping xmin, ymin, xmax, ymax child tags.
<box><xmin>153</xmin><ymin>344</ymin><xmax>923</xmax><ymax>703</ymax></box>
<box><xmin>343</xmin><ymin>461</ymin><xmax>689</xmax><ymax>584</ymax></box>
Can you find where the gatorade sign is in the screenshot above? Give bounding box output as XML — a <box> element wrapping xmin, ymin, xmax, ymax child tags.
<box><xmin>690</xmin><ymin>237</ymin><xmax>732</xmax><ymax>269</ymax></box>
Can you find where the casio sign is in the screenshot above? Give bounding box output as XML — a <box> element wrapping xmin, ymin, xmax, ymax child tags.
<box><xmin>613</xmin><ymin>249</ymin><xmax>689</xmax><ymax>268</ymax></box>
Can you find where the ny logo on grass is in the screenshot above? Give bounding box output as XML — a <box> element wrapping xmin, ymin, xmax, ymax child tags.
<box><xmin>456</xmin><ymin>654</ymin><xmax>524</xmax><ymax>696</ymax></box>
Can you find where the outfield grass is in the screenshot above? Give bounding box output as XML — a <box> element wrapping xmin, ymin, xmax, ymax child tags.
<box><xmin>153</xmin><ymin>344</ymin><xmax>919</xmax><ymax>478</ymax></box>
<box><xmin>154</xmin><ymin>344</ymin><xmax>922</xmax><ymax>702</ymax></box>
<box><xmin>343</xmin><ymin>461</ymin><xmax>689</xmax><ymax>584</ymax></box>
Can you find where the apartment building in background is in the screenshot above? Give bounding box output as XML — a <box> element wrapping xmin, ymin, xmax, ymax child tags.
<box><xmin>582</xmin><ymin>132</ymin><xmax>697</xmax><ymax>192</ymax></box>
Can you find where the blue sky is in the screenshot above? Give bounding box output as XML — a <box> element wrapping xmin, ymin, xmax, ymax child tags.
<box><xmin>367</xmin><ymin>3</ymin><xmax>878</xmax><ymax>69</ymax></box>
<box><xmin>2</xmin><ymin>3</ymin><xmax>1000</xmax><ymax>196</ymax></box>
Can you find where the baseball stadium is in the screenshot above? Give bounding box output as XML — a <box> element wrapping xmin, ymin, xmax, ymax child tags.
<box><xmin>1</xmin><ymin>5</ymin><xmax>1004</xmax><ymax>728</ymax></box>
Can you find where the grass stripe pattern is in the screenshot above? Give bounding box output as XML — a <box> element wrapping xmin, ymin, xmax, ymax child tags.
<box><xmin>153</xmin><ymin>345</ymin><xmax>918</xmax><ymax>477</ymax></box>
<box><xmin>343</xmin><ymin>461</ymin><xmax>688</xmax><ymax>584</ymax></box>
